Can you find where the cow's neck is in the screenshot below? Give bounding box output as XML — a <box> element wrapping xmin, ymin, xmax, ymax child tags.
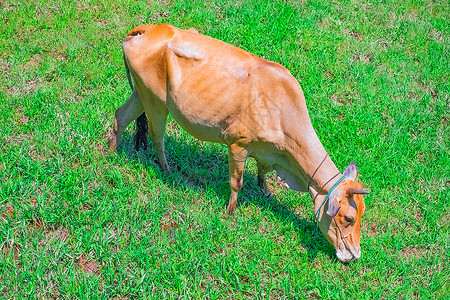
<box><xmin>284</xmin><ymin>129</ymin><xmax>342</xmax><ymax>220</ymax></box>
<box><xmin>282</xmin><ymin>115</ymin><xmax>342</xmax><ymax>197</ymax></box>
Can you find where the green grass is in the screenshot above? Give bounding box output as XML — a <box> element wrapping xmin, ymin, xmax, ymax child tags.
<box><xmin>0</xmin><ymin>0</ymin><xmax>448</xmax><ymax>298</ymax></box>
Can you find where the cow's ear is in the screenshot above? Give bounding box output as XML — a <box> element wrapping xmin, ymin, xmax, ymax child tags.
<box><xmin>343</xmin><ymin>161</ymin><xmax>358</xmax><ymax>181</ymax></box>
<box><xmin>326</xmin><ymin>189</ymin><xmax>341</xmax><ymax>218</ymax></box>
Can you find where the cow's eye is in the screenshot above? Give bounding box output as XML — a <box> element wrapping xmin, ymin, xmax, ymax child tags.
<box><xmin>344</xmin><ymin>216</ymin><xmax>354</xmax><ymax>223</ymax></box>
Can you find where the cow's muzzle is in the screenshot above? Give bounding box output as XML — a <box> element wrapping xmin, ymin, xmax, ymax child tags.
<box><xmin>336</xmin><ymin>247</ymin><xmax>361</xmax><ymax>262</ymax></box>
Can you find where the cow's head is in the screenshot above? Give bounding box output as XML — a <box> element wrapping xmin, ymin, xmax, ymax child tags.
<box><xmin>318</xmin><ymin>162</ymin><xmax>369</xmax><ymax>262</ymax></box>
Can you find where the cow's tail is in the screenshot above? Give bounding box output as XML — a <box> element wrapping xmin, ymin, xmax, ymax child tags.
<box><xmin>123</xmin><ymin>48</ymin><xmax>148</xmax><ymax>151</ymax></box>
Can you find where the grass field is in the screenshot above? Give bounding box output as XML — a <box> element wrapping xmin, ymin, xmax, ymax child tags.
<box><xmin>0</xmin><ymin>0</ymin><xmax>448</xmax><ymax>298</ymax></box>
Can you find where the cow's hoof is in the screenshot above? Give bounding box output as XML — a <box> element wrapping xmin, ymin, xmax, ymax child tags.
<box><xmin>107</xmin><ymin>134</ymin><xmax>117</xmax><ymax>152</ymax></box>
<box><xmin>226</xmin><ymin>204</ymin><xmax>236</xmax><ymax>215</ymax></box>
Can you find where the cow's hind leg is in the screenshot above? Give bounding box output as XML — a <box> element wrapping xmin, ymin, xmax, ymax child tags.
<box><xmin>109</xmin><ymin>89</ymin><xmax>144</xmax><ymax>151</ymax></box>
<box><xmin>141</xmin><ymin>97</ymin><xmax>170</xmax><ymax>173</ymax></box>
<box><xmin>227</xmin><ymin>145</ymin><xmax>248</xmax><ymax>215</ymax></box>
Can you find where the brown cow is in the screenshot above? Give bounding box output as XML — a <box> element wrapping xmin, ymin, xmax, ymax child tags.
<box><xmin>109</xmin><ymin>24</ymin><xmax>369</xmax><ymax>262</ymax></box>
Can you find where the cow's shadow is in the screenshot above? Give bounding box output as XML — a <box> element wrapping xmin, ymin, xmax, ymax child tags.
<box><xmin>118</xmin><ymin>130</ymin><xmax>335</xmax><ymax>262</ymax></box>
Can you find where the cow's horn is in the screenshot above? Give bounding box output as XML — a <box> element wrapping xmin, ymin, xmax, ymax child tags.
<box><xmin>347</xmin><ymin>188</ymin><xmax>369</xmax><ymax>195</ymax></box>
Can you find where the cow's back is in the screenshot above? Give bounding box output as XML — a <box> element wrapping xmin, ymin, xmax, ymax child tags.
<box><xmin>122</xmin><ymin>24</ymin><xmax>302</xmax><ymax>145</ymax></box>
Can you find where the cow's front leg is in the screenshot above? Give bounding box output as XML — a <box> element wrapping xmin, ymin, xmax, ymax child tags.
<box><xmin>256</xmin><ymin>161</ymin><xmax>271</xmax><ymax>196</ymax></box>
<box><xmin>227</xmin><ymin>145</ymin><xmax>248</xmax><ymax>215</ymax></box>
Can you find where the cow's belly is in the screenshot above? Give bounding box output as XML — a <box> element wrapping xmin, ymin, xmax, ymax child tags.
<box><xmin>170</xmin><ymin>109</ymin><xmax>227</xmax><ymax>144</ymax></box>
<box><xmin>165</xmin><ymin>94</ymin><xmax>230</xmax><ymax>144</ymax></box>
<box><xmin>165</xmin><ymin>81</ymin><xmax>251</xmax><ymax>144</ymax></box>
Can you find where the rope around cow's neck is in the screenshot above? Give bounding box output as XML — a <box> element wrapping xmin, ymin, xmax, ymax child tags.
<box><xmin>314</xmin><ymin>175</ymin><xmax>345</xmax><ymax>226</ymax></box>
<box><xmin>308</xmin><ymin>153</ymin><xmax>344</xmax><ymax>226</ymax></box>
